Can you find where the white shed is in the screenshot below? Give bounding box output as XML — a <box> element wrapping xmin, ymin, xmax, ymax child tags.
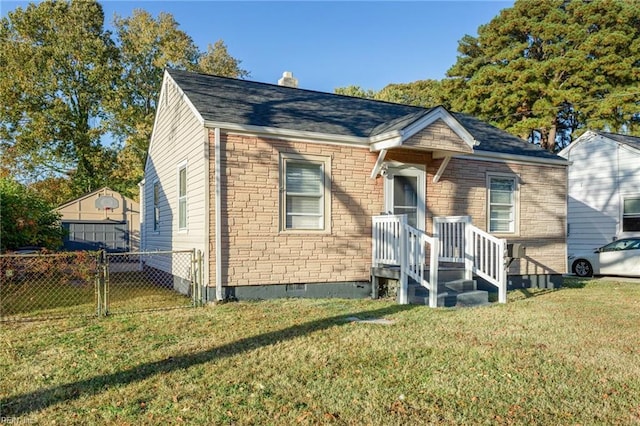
<box><xmin>559</xmin><ymin>131</ymin><xmax>640</xmax><ymax>256</ymax></box>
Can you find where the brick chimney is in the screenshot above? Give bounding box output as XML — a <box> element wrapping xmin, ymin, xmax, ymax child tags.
<box><xmin>278</xmin><ymin>71</ymin><xmax>298</xmax><ymax>88</ymax></box>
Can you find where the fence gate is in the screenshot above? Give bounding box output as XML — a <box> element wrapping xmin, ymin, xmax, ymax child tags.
<box><xmin>0</xmin><ymin>249</ymin><xmax>204</xmax><ymax>322</ymax></box>
<box><xmin>103</xmin><ymin>250</ymin><xmax>199</xmax><ymax>314</ymax></box>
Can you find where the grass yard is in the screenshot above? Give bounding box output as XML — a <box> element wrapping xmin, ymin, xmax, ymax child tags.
<box><xmin>107</xmin><ymin>271</ymin><xmax>193</xmax><ymax>313</ymax></box>
<box><xmin>2</xmin><ymin>278</ymin><xmax>640</xmax><ymax>425</ymax></box>
<box><xmin>0</xmin><ymin>271</ymin><xmax>192</xmax><ymax>320</ymax></box>
<box><xmin>0</xmin><ymin>280</ymin><xmax>97</xmax><ymax>318</ymax></box>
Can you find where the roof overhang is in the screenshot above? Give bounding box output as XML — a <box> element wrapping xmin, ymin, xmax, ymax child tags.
<box><xmin>559</xmin><ymin>130</ymin><xmax>640</xmax><ymax>159</ymax></box>
<box><xmin>369</xmin><ymin>106</ymin><xmax>478</xmax><ymax>153</ymax></box>
<box><xmin>558</xmin><ymin>130</ymin><xmax>598</xmax><ymax>158</ymax></box>
<box><xmin>402</xmin><ymin>106</ymin><xmax>478</xmax><ymax>148</ymax></box>
<box><xmin>204</xmin><ymin>120</ymin><xmax>371</xmax><ymax>148</ymax></box>
<box><xmin>455</xmin><ymin>150</ymin><xmax>569</xmax><ymax>167</ymax></box>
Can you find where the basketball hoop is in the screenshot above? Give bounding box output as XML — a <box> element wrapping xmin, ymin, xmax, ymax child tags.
<box><xmin>95</xmin><ymin>195</ymin><xmax>119</xmax><ymax>211</ymax></box>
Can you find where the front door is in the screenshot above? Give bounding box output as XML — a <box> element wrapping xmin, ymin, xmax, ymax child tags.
<box><xmin>384</xmin><ymin>164</ymin><xmax>426</xmax><ymax>231</ymax></box>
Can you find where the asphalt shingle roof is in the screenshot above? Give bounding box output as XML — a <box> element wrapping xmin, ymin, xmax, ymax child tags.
<box><xmin>168</xmin><ymin>69</ymin><xmax>563</xmax><ymax>161</ymax></box>
<box><xmin>598</xmin><ymin>131</ymin><xmax>640</xmax><ymax>148</ymax></box>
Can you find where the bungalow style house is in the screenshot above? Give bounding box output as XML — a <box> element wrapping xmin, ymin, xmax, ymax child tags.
<box><xmin>140</xmin><ymin>69</ymin><xmax>567</xmax><ymax>306</ymax></box>
<box><xmin>559</xmin><ymin>131</ymin><xmax>640</xmax><ymax>260</ymax></box>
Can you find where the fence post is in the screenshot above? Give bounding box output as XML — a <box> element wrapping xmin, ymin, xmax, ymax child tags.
<box><xmin>102</xmin><ymin>250</ymin><xmax>109</xmax><ymax>316</ymax></box>
<box><xmin>95</xmin><ymin>251</ymin><xmax>102</xmax><ymax>316</ymax></box>
<box><xmin>95</xmin><ymin>250</ymin><xmax>108</xmax><ymax>316</ymax></box>
<box><xmin>198</xmin><ymin>250</ymin><xmax>204</xmax><ymax>306</ymax></box>
<box><xmin>190</xmin><ymin>249</ymin><xmax>197</xmax><ymax>307</ymax></box>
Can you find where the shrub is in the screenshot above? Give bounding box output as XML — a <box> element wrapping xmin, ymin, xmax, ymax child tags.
<box><xmin>0</xmin><ymin>178</ymin><xmax>64</xmax><ymax>251</ymax></box>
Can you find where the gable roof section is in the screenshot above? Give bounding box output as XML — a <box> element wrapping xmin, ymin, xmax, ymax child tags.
<box><xmin>168</xmin><ymin>69</ymin><xmax>427</xmax><ymax>138</ymax></box>
<box><xmin>454</xmin><ymin>113</ymin><xmax>561</xmax><ymax>160</ymax></box>
<box><xmin>166</xmin><ymin>69</ymin><xmax>564</xmax><ymax>163</ymax></box>
<box><xmin>56</xmin><ymin>187</ymin><xmax>136</xmax><ymax>211</ymax></box>
<box><xmin>598</xmin><ymin>131</ymin><xmax>640</xmax><ymax>148</ymax></box>
<box><xmin>559</xmin><ymin>130</ymin><xmax>640</xmax><ymax>157</ymax></box>
<box><xmin>402</xmin><ymin>119</ymin><xmax>474</xmax><ymax>154</ymax></box>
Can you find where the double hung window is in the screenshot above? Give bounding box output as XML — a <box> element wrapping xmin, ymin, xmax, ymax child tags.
<box><xmin>153</xmin><ymin>181</ymin><xmax>160</xmax><ymax>231</ymax></box>
<box><xmin>281</xmin><ymin>154</ymin><xmax>330</xmax><ymax>231</ymax></box>
<box><xmin>623</xmin><ymin>197</ymin><xmax>640</xmax><ymax>232</ymax></box>
<box><xmin>488</xmin><ymin>175</ymin><xmax>517</xmax><ymax>233</ymax></box>
<box><xmin>178</xmin><ymin>164</ymin><xmax>187</xmax><ymax>230</ymax></box>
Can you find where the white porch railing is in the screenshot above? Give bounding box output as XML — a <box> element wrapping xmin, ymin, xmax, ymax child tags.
<box><xmin>371</xmin><ymin>214</ymin><xmax>406</xmax><ymax>266</ymax></box>
<box><xmin>372</xmin><ymin>215</ymin><xmax>439</xmax><ymax>307</ymax></box>
<box><xmin>372</xmin><ymin>214</ymin><xmax>508</xmax><ymax>306</ymax></box>
<box><xmin>401</xmin><ymin>223</ymin><xmax>438</xmax><ymax>307</ymax></box>
<box><xmin>433</xmin><ymin>216</ymin><xmax>507</xmax><ymax>303</ymax></box>
<box><xmin>468</xmin><ymin>224</ymin><xmax>507</xmax><ymax>303</ymax></box>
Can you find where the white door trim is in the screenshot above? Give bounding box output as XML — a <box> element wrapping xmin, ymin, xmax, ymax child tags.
<box><xmin>383</xmin><ymin>163</ymin><xmax>426</xmax><ymax>231</ymax></box>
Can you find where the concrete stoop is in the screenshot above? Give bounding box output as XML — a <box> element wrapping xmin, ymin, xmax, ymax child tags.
<box><xmin>407</xmin><ymin>277</ymin><xmax>490</xmax><ymax>308</ymax></box>
<box><xmin>374</xmin><ymin>266</ymin><xmax>492</xmax><ymax>308</ymax></box>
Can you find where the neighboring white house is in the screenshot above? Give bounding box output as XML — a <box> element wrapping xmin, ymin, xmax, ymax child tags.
<box><xmin>559</xmin><ymin>131</ymin><xmax>640</xmax><ymax>257</ymax></box>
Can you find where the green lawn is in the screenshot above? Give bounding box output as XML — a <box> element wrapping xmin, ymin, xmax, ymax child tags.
<box><xmin>0</xmin><ymin>271</ymin><xmax>192</xmax><ymax>320</ymax></box>
<box><xmin>2</xmin><ymin>278</ymin><xmax>639</xmax><ymax>424</ymax></box>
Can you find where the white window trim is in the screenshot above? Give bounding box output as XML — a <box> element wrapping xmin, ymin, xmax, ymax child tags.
<box><xmin>486</xmin><ymin>173</ymin><xmax>519</xmax><ymax>235</ymax></box>
<box><xmin>279</xmin><ymin>153</ymin><xmax>331</xmax><ymax>233</ymax></box>
<box><xmin>620</xmin><ymin>193</ymin><xmax>640</xmax><ymax>235</ymax></box>
<box><xmin>152</xmin><ymin>179</ymin><xmax>160</xmax><ymax>233</ymax></box>
<box><xmin>177</xmin><ymin>161</ymin><xmax>188</xmax><ymax>232</ymax></box>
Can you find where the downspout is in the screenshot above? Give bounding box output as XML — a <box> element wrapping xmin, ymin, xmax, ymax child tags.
<box><xmin>138</xmin><ymin>179</ymin><xmax>145</xmax><ymax>251</ymax></box>
<box><xmin>203</xmin><ymin>128</ymin><xmax>210</xmax><ymax>303</ymax></box>
<box><xmin>214</xmin><ymin>127</ymin><xmax>223</xmax><ymax>301</ymax></box>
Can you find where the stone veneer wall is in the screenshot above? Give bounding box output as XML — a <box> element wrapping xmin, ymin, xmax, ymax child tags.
<box><xmin>427</xmin><ymin>155</ymin><xmax>567</xmax><ymax>275</ymax></box>
<box><xmin>209</xmin><ymin>131</ymin><xmax>382</xmax><ymax>287</ymax></box>
<box><xmin>386</xmin><ymin>149</ymin><xmax>567</xmax><ymax>275</ymax></box>
<box><xmin>209</xmin><ymin>136</ymin><xmax>567</xmax><ymax>289</ymax></box>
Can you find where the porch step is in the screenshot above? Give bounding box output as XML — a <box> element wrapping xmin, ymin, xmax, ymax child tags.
<box><xmin>443</xmin><ymin>278</ymin><xmax>477</xmax><ymax>293</ymax></box>
<box><xmin>455</xmin><ymin>290</ymin><xmax>490</xmax><ymax>307</ymax></box>
<box><xmin>407</xmin><ymin>280</ymin><xmax>489</xmax><ymax>308</ymax></box>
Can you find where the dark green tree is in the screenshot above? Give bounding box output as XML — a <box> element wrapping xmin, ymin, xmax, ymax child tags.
<box><xmin>0</xmin><ymin>0</ymin><xmax>120</xmax><ymax>194</ymax></box>
<box><xmin>0</xmin><ymin>178</ymin><xmax>64</xmax><ymax>251</ymax></box>
<box><xmin>447</xmin><ymin>0</ymin><xmax>640</xmax><ymax>151</ymax></box>
<box><xmin>334</xmin><ymin>85</ymin><xmax>377</xmax><ymax>99</ymax></box>
<box><xmin>376</xmin><ymin>80</ymin><xmax>452</xmax><ymax>108</ymax></box>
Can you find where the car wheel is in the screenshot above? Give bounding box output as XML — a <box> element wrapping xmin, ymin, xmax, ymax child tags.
<box><xmin>573</xmin><ymin>259</ymin><xmax>593</xmax><ymax>277</ymax></box>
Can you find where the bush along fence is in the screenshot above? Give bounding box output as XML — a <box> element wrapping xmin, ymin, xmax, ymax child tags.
<box><xmin>0</xmin><ymin>249</ymin><xmax>204</xmax><ymax>321</ymax></box>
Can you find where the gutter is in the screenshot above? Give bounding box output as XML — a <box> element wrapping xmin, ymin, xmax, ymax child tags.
<box><xmin>202</xmin><ymin>128</ymin><xmax>210</xmax><ymax>303</ymax></box>
<box><xmin>138</xmin><ymin>179</ymin><xmax>145</xmax><ymax>252</ymax></box>
<box><xmin>455</xmin><ymin>150</ymin><xmax>569</xmax><ymax>167</ymax></box>
<box><xmin>204</xmin><ymin>120</ymin><xmax>370</xmax><ymax>148</ymax></box>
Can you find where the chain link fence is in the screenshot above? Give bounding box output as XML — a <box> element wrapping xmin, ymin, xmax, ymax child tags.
<box><xmin>0</xmin><ymin>249</ymin><xmax>202</xmax><ymax>322</ymax></box>
<box><xmin>105</xmin><ymin>250</ymin><xmax>199</xmax><ymax>314</ymax></box>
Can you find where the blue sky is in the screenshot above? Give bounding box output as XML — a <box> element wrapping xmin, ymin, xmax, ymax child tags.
<box><xmin>1</xmin><ymin>1</ymin><xmax>514</xmax><ymax>92</ymax></box>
